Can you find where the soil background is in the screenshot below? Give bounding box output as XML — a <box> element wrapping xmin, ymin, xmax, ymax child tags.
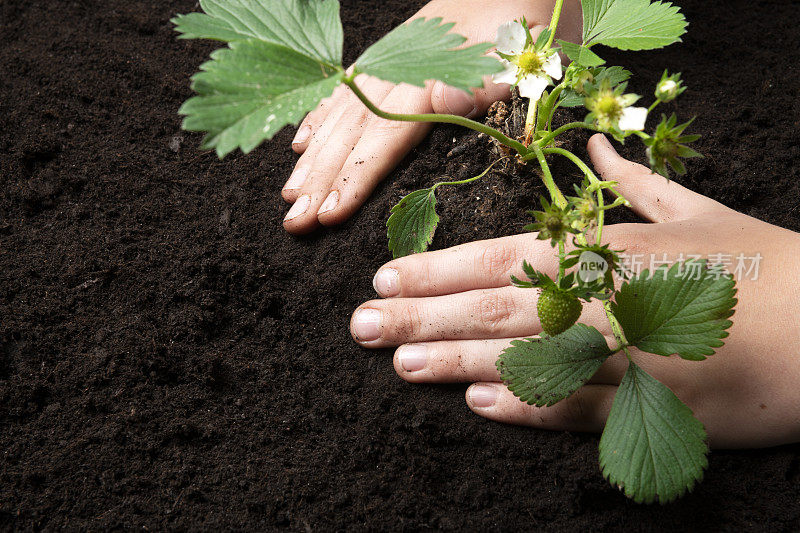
<box><xmin>2</xmin><ymin>0</ymin><xmax>800</xmax><ymax>530</ymax></box>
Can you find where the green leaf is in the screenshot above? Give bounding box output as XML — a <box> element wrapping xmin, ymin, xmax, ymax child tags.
<box><xmin>599</xmin><ymin>362</ymin><xmax>708</xmax><ymax>504</ymax></box>
<box><xmin>611</xmin><ymin>261</ymin><xmax>737</xmax><ymax>361</ymax></box>
<box><xmin>560</xmin><ymin>65</ymin><xmax>630</xmax><ymax>107</ymax></box>
<box><xmin>172</xmin><ymin>0</ymin><xmax>344</xmax><ymax>66</ymax></box>
<box><xmin>594</xmin><ymin>65</ymin><xmax>632</xmax><ymax>86</ymax></box>
<box><xmin>558</xmin><ymin>40</ymin><xmax>605</xmax><ymax>67</ymax></box>
<box><xmin>387</xmin><ymin>188</ymin><xmax>439</xmax><ymax>258</ymax></box>
<box><xmin>180</xmin><ymin>40</ymin><xmax>343</xmax><ymax>157</ymax></box>
<box><xmin>354</xmin><ymin>17</ymin><xmax>502</xmax><ymax>92</ymax></box>
<box><xmin>497</xmin><ymin>324</ymin><xmax>613</xmax><ymax>407</ymax></box>
<box><xmin>581</xmin><ymin>0</ymin><xmax>687</xmax><ymax>51</ymax></box>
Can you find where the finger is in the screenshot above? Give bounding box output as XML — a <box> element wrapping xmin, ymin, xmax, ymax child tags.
<box><xmin>283</xmin><ymin>81</ymin><xmax>394</xmax><ymax>233</ymax></box>
<box><xmin>283</xmin><ymin>92</ymin><xmax>376</xmax><ymax>234</ymax></box>
<box><xmin>372</xmin><ymin>234</ymin><xmax>558</xmax><ymax>299</ymax></box>
<box><xmin>350</xmin><ymin>287</ymin><xmax>609</xmax><ymax>348</ymax></box>
<box><xmin>282</xmin><ymin>76</ymin><xmax>392</xmax><ymax>203</ymax></box>
<box><xmin>316</xmin><ymin>83</ymin><xmax>434</xmax><ymax>226</ymax></box>
<box><xmin>587</xmin><ymin>134</ymin><xmax>727</xmax><ymax>223</ymax></box>
<box><xmin>466</xmin><ymin>382</ymin><xmax>616</xmax><ymax>433</ymax></box>
<box><xmin>290</xmin><ymin>84</ymin><xmax>346</xmax><ymax>154</ymax></box>
<box><xmin>282</xmin><ymin>95</ymin><xmax>349</xmax><ymax>202</ymax></box>
<box><xmin>429</xmin><ymin>74</ymin><xmax>512</xmax><ymax>118</ymax></box>
<box><xmin>283</xmin><ymin>107</ymin><xmax>364</xmax><ymax>235</ymax></box>
<box><xmin>393</xmin><ymin>335</ymin><xmax>621</xmax><ymax>384</ymax></box>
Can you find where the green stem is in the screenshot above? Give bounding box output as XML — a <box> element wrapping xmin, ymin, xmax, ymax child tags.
<box><xmin>545</xmin><ymin>0</ymin><xmax>566</xmax><ymax>49</ymax></box>
<box><xmin>648</xmin><ymin>99</ymin><xmax>661</xmax><ymax>114</ymax></box>
<box><xmin>535</xmin><ymin>121</ymin><xmax>598</xmax><ymax>148</ymax></box>
<box><xmin>433</xmin><ymin>158</ymin><xmax>505</xmax><ymax>189</ymax></box>
<box><xmin>344</xmin><ymin>78</ymin><xmax>529</xmax><ymax>156</ymax></box>
<box><xmin>532</xmin><ymin>144</ymin><xmax>567</xmax><ymax>208</ymax></box>
<box><xmin>604</xmin><ymin>300</ymin><xmax>629</xmax><ymax>350</ymax></box>
<box><xmin>622</xmin><ymin>346</ymin><xmax>634</xmax><ymax>362</ymax></box>
<box><xmin>538</xmin><ymin>83</ymin><xmax>565</xmax><ymax>133</ymax></box>
<box><xmin>541</xmin><ymin>147</ymin><xmax>628</xmax><ymax>204</ymax></box>
<box><xmin>558</xmin><ymin>241</ymin><xmax>566</xmax><ymax>281</ymax></box>
<box><xmin>541</xmin><ymin>147</ymin><xmax>638</xmax><ymax>243</ymax></box>
<box><xmin>541</xmin><ymin>147</ymin><xmax>599</xmax><ymax>182</ymax></box>
<box><xmin>595</xmin><ymin>180</ymin><xmax>605</xmax><ymax>244</ymax></box>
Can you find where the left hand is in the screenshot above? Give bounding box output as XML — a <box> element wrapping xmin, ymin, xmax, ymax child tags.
<box><xmin>349</xmin><ymin>134</ymin><xmax>800</xmax><ymax>449</ymax></box>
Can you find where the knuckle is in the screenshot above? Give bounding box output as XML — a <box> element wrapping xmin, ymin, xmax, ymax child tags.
<box><xmin>394</xmin><ymin>303</ymin><xmax>426</xmax><ymax>339</ymax></box>
<box><xmin>363</xmin><ymin>117</ymin><xmax>398</xmax><ymax>141</ymax></box>
<box><xmin>477</xmin><ymin>241</ymin><xmax>519</xmax><ymax>281</ymax></box>
<box><xmin>475</xmin><ymin>290</ymin><xmax>516</xmax><ymax>334</ymax></box>
<box><xmin>607</xmin><ymin>223</ymin><xmax>651</xmax><ymax>255</ymax></box>
<box><xmin>440</xmin><ymin>344</ymin><xmax>467</xmax><ymax>376</ymax></box>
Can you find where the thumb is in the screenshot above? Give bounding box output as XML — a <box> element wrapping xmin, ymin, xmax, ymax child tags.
<box><xmin>587</xmin><ymin>133</ymin><xmax>724</xmax><ymax>223</ymax></box>
<box><xmin>430</xmin><ymin>75</ymin><xmax>511</xmax><ymax>119</ymax></box>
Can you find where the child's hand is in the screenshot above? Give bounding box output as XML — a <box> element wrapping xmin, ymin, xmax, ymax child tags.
<box><xmin>350</xmin><ymin>133</ymin><xmax>800</xmax><ymax>449</ymax></box>
<box><xmin>281</xmin><ymin>0</ymin><xmax>582</xmax><ymax>234</ymax></box>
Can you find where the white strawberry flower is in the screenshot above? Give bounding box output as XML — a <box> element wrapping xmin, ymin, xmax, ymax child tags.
<box><xmin>491</xmin><ymin>21</ymin><xmax>562</xmax><ymax>101</ymax></box>
<box><xmin>585</xmin><ymin>82</ymin><xmax>648</xmax><ymax>132</ymax></box>
<box><xmin>617</xmin><ymin>106</ymin><xmax>648</xmax><ymax>131</ymax></box>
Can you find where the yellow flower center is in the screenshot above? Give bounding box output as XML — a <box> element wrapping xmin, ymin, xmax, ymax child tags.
<box><xmin>595</xmin><ymin>94</ymin><xmax>621</xmax><ymax>117</ymax></box>
<box><xmin>517</xmin><ymin>51</ymin><xmax>543</xmax><ymax>74</ymax></box>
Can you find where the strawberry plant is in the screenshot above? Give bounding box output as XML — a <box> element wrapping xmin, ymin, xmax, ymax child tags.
<box><xmin>174</xmin><ymin>0</ymin><xmax>737</xmax><ymax>503</ymax></box>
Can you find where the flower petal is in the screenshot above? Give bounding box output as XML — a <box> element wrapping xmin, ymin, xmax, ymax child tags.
<box><xmin>517</xmin><ymin>74</ymin><xmax>549</xmax><ymax>100</ymax></box>
<box><xmin>495</xmin><ymin>21</ymin><xmax>526</xmax><ymax>55</ymax></box>
<box><xmin>618</xmin><ymin>107</ymin><xmax>648</xmax><ymax>131</ymax></box>
<box><xmin>492</xmin><ymin>60</ymin><xmax>519</xmax><ymax>85</ymax></box>
<box><xmin>542</xmin><ymin>52</ymin><xmax>562</xmax><ymax>80</ymax></box>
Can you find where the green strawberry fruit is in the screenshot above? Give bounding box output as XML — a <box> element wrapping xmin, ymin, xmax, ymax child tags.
<box><xmin>537</xmin><ymin>287</ymin><xmax>582</xmax><ymax>336</ymax></box>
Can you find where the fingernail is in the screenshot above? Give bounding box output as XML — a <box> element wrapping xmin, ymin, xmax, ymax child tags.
<box><xmin>397</xmin><ymin>344</ymin><xmax>427</xmax><ymax>372</ymax></box>
<box><xmin>317</xmin><ymin>190</ymin><xmax>339</xmax><ymax>215</ymax></box>
<box><xmin>292</xmin><ymin>124</ymin><xmax>311</xmax><ymax>146</ymax></box>
<box><xmin>283</xmin><ymin>167</ymin><xmax>308</xmax><ymax>191</ymax></box>
<box><xmin>284</xmin><ymin>195</ymin><xmax>310</xmax><ymax>221</ymax></box>
<box><xmin>372</xmin><ymin>268</ymin><xmax>399</xmax><ymax>297</ymax></box>
<box><xmin>351</xmin><ymin>308</ymin><xmax>381</xmax><ymax>342</ymax></box>
<box><xmin>443</xmin><ymin>87</ymin><xmax>478</xmax><ymax>118</ymax></box>
<box><xmin>469</xmin><ymin>385</ymin><xmax>497</xmax><ymax>408</ymax></box>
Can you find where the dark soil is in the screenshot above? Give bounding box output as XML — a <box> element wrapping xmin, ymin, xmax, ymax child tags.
<box><xmin>2</xmin><ymin>0</ymin><xmax>800</xmax><ymax>530</ymax></box>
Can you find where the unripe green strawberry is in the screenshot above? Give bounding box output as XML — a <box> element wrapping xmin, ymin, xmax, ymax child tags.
<box><xmin>537</xmin><ymin>287</ymin><xmax>582</xmax><ymax>336</ymax></box>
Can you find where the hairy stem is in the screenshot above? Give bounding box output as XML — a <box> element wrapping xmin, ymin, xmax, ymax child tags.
<box><xmin>532</xmin><ymin>144</ymin><xmax>567</xmax><ymax>208</ymax></box>
<box><xmin>596</xmin><ymin>181</ymin><xmax>605</xmax><ymax>243</ymax></box>
<box><xmin>535</xmin><ymin>121</ymin><xmax>599</xmax><ymax>148</ymax></box>
<box><xmin>605</xmin><ymin>301</ymin><xmax>629</xmax><ymax>350</ymax></box>
<box><xmin>433</xmin><ymin>158</ymin><xmax>506</xmax><ymax>189</ymax></box>
<box><xmin>538</xmin><ymin>83</ymin><xmax>565</xmax><ymax>133</ymax></box>
<box><xmin>344</xmin><ymin>78</ymin><xmax>529</xmax><ymax>156</ymax></box>
<box><xmin>541</xmin><ymin>147</ymin><xmax>628</xmax><ymax>204</ymax></box>
<box><xmin>545</xmin><ymin>0</ymin><xmax>566</xmax><ymax>49</ymax></box>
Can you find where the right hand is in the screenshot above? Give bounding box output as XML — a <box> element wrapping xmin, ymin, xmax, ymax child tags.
<box><xmin>350</xmin><ymin>134</ymin><xmax>800</xmax><ymax>449</ymax></box>
<box><xmin>281</xmin><ymin>0</ymin><xmax>583</xmax><ymax>234</ymax></box>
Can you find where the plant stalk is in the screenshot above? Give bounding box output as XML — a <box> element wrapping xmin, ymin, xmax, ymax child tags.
<box><xmin>433</xmin><ymin>158</ymin><xmax>505</xmax><ymax>189</ymax></box>
<box><xmin>344</xmin><ymin>78</ymin><xmax>529</xmax><ymax>157</ymax></box>
<box><xmin>544</xmin><ymin>0</ymin><xmax>565</xmax><ymax>49</ymax></box>
<box><xmin>532</xmin><ymin>144</ymin><xmax>567</xmax><ymax>208</ymax></box>
<box><xmin>535</xmin><ymin>121</ymin><xmax>599</xmax><ymax>148</ymax></box>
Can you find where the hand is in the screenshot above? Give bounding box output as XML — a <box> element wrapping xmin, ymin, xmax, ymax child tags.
<box><xmin>350</xmin><ymin>133</ymin><xmax>800</xmax><ymax>449</ymax></box>
<box><xmin>281</xmin><ymin>0</ymin><xmax>583</xmax><ymax>234</ymax></box>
